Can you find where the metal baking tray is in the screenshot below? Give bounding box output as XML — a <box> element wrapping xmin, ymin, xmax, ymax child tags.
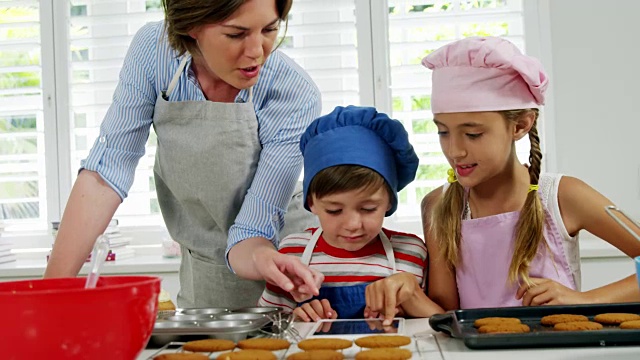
<box><xmin>148</xmin><ymin>306</ymin><xmax>281</xmax><ymax>347</ymax></box>
<box><xmin>429</xmin><ymin>302</ymin><xmax>640</xmax><ymax>349</ymax></box>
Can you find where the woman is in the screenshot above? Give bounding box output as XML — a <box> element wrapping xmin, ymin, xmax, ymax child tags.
<box><xmin>44</xmin><ymin>0</ymin><xmax>323</xmax><ymax>308</ymax></box>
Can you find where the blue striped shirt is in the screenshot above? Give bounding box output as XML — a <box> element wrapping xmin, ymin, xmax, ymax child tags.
<box><xmin>81</xmin><ymin>21</ymin><xmax>321</xmax><ymax>268</ymax></box>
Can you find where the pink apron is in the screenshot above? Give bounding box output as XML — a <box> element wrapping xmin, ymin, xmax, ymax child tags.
<box><xmin>456</xmin><ymin>193</ymin><xmax>576</xmax><ymax>309</ymax></box>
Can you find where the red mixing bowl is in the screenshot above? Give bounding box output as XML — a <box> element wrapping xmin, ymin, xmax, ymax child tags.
<box><xmin>0</xmin><ymin>275</ymin><xmax>161</xmax><ymax>360</ymax></box>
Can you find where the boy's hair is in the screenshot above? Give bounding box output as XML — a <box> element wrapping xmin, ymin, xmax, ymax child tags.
<box><xmin>430</xmin><ymin>108</ymin><xmax>544</xmax><ymax>286</ymax></box>
<box><xmin>307</xmin><ymin>165</ymin><xmax>393</xmax><ymax>204</ymax></box>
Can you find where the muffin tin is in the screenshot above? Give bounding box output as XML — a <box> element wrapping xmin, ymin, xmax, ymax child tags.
<box><xmin>149</xmin><ymin>306</ymin><xmax>282</xmax><ymax>346</ymax></box>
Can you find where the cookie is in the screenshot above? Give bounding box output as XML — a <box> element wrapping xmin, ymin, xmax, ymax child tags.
<box><xmin>354</xmin><ymin>348</ymin><xmax>412</xmax><ymax>360</ymax></box>
<box><xmin>554</xmin><ymin>321</ymin><xmax>603</xmax><ymax>331</ymax></box>
<box><xmin>620</xmin><ymin>320</ymin><xmax>640</xmax><ymax>329</ymax></box>
<box><xmin>477</xmin><ymin>323</ymin><xmax>530</xmax><ymax>334</ymax></box>
<box><xmin>158</xmin><ymin>300</ymin><xmax>177</xmax><ymax>311</ymax></box>
<box><xmin>216</xmin><ymin>350</ymin><xmax>277</xmax><ymax>360</ymax></box>
<box><xmin>297</xmin><ymin>338</ymin><xmax>353</xmax><ymax>351</ymax></box>
<box><xmin>473</xmin><ymin>317</ymin><xmax>521</xmax><ymax>328</ymax></box>
<box><xmin>183</xmin><ymin>339</ymin><xmax>236</xmax><ymax>352</ymax></box>
<box><xmin>154</xmin><ymin>354</ymin><xmax>209</xmax><ymax>360</ymax></box>
<box><xmin>287</xmin><ymin>350</ymin><xmax>345</xmax><ymax>360</ymax></box>
<box><xmin>236</xmin><ymin>338</ymin><xmax>291</xmax><ymax>351</ymax></box>
<box><xmin>594</xmin><ymin>313</ymin><xmax>640</xmax><ymax>325</ymax></box>
<box><xmin>354</xmin><ymin>335</ymin><xmax>411</xmax><ymax>348</ymax></box>
<box><xmin>540</xmin><ymin>314</ymin><xmax>589</xmax><ymax>326</ymax></box>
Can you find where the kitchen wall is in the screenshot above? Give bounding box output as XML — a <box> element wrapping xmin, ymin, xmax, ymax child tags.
<box><xmin>535</xmin><ymin>0</ymin><xmax>640</xmax><ymax>218</ymax></box>
<box><xmin>530</xmin><ymin>0</ymin><xmax>640</xmax><ymax>289</ymax></box>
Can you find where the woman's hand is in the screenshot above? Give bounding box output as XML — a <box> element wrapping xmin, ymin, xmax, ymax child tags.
<box><xmin>365</xmin><ymin>272</ymin><xmax>420</xmax><ymax>325</ymax></box>
<box><xmin>293</xmin><ymin>299</ymin><xmax>338</xmax><ymax>323</ymax></box>
<box><xmin>516</xmin><ymin>277</ymin><xmax>591</xmax><ymax>306</ymax></box>
<box><xmin>253</xmin><ymin>247</ymin><xmax>324</xmax><ymax>302</ymax></box>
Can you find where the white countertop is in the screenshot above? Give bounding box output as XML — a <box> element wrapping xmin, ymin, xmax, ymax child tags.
<box><xmin>137</xmin><ymin>318</ymin><xmax>640</xmax><ymax>360</ymax></box>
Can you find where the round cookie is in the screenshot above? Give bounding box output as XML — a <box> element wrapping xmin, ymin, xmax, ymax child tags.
<box><xmin>154</xmin><ymin>354</ymin><xmax>209</xmax><ymax>360</ymax></box>
<box><xmin>473</xmin><ymin>317</ymin><xmax>521</xmax><ymax>328</ymax></box>
<box><xmin>354</xmin><ymin>335</ymin><xmax>411</xmax><ymax>348</ymax></box>
<box><xmin>287</xmin><ymin>350</ymin><xmax>345</xmax><ymax>360</ymax></box>
<box><xmin>355</xmin><ymin>348</ymin><xmax>412</xmax><ymax>360</ymax></box>
<box><xmin>216</xmin><ymin>350</ymin><xmax>277</xmax><ymax>360</ymax></box>
<box><xmin>183</xmin><ymin>339</ymin><xmax>236</xmax><ymax>352</ymax></box>
<box><xmin>477</xmin><ymin>323</ymin><xmax>530</xmax><ymax>334</ymax></box>
<box><xmin>620</xmin><ymin>320</ymin><xmax>640</xmax><ymax>329</ymax></box>
<box><xmin>554</xmin><ymin>321</ymin><xmax>603</xmax><ymax>331</ymax></box>
<box><xmin>297</xmin><ymin>338</ymin><xmax>353</xmax><ymax>351</ymax></box>
<box><xmin>540</xmin><ymin>314</ymin><xmax>589</xmax><ymax>326</ymax></box>
<box><xmin>594</xmin><ymin>313</ymin><xmax>640</xmax><ymax>325</ymax></box>
<box><xmin>237</xmin><ymin>338</ymin><xmax>291</xmax><ymax>351</ymax></box>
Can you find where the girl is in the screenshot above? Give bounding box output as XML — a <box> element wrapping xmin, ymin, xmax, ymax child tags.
<box><xmin>366</xmin><ymin>36</ymin><xmax>640</xmax><ymax>314</ymax></box>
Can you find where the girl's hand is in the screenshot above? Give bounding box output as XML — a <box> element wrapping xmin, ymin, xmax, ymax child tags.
<box><xmin>365</xmin><ymin>272</ymin><xmax>419</xmax><ymax>325</ymax></box>
<box><xmin>293</xmin><ymin>299</ymin><xmax>338</xmax><ymax>324</ymax></box>
<box><xmin>516</xmin><ymin>277</ymin><xmax>592</xmax><ymax>306</ymax></box>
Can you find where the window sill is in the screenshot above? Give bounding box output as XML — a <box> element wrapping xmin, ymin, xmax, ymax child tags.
<box><xmin>579</xmin><ymin>234</ymin><xmax>627</xmax><ymax>259</ymax></box>
<box><xmin>0</xmin><ymin>249</ymin><xmax>180</xmax><ymax>279</ymax></box>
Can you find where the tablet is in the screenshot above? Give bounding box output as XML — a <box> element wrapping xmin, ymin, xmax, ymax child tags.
<box><xmin>306</xmin><ymin>318</ymin><xmax>405</xmax><ymax>338</ymax></box>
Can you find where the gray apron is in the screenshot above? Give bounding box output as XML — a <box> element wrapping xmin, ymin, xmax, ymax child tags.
<box><xmin>152</xmin><ymin>56</ymin><xmax>317</xmax><ymax>309</ymax></box>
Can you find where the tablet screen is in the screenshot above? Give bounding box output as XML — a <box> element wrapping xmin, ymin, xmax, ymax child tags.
<box><xmin>310</xmin><ymin>318</ymin><xmax>403</xmax><ymax>336</ymax></box>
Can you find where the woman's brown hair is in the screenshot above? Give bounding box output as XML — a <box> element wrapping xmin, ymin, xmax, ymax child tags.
<box><xmin>161</xmin><ymin>0</ymin><xmax>292</xmax><ymax>56</ymax></box>
<box><xmin>430</xmin><ymin>109</ymin><xmax>544</xmax><ymax>286</ymax></box>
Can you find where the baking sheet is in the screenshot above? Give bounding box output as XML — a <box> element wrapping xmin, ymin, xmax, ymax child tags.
<box><xmin>429</xmin><ymin>302</ymin><xmax>640</xmax><ymax>349</ymax></box>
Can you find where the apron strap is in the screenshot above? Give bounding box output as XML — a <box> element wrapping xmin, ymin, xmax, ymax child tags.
<box><xmin>165</xmin><ymin>56</ymin><xmax>189</xmax><ymax>98</ymax></box>
<box><xmin>165</xmin><ymin>55</ymin><xmax>253</xmax><ymax>104</ymax></box>
<box><xmin>379</xmin><ymin>231</ymin><xmax>397</xmax><ymax>273</ymax></box>
<box><xmin>300</xmin><ymin>227</ymin><xmax>322</xmax><ymax>266</ymax></box>
<box><xmin>300</xmin><ymin>228</ymin><xmax>397</xmax><ymax>273</ymax></box>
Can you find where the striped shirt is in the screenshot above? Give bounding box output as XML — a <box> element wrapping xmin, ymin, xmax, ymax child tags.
<box><xmin>258</xmin><ymin>228</ymin><xmax>428</xmax><ymax>312</ymax></box>
<box><xmin>80</xmin><ymin>21</ymin><xmax>321</xmax><ymax>263</ymax></box>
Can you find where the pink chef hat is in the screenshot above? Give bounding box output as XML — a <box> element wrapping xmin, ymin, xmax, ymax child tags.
<box><xmin>422</xmin><ymin>36</ymin><xmax>548</xmax><ymax>114</ymax></box>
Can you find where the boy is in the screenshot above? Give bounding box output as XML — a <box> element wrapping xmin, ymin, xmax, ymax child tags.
<box><xmin>258</xmin><ymin>106</ymin><xmax>436</xmax><ymax>321</ymax></box>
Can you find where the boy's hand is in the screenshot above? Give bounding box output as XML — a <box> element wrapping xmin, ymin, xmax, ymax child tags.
<box><xmin>293</xmin><ymin>299</ymin><xmax>338</xmax><ymax>323</ymax></box>
<box><xmin>365</xmin><ymin>272</ymin><xmax>419</xmax><ymax>325</ymax></box>
<box><xmin>516</xmin><ymin>277</ymin><xmax>589</xmax><ymax>306</ymax></box>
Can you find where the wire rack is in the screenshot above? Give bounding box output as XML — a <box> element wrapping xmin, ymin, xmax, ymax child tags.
<box><xmin>144</xmin><ymin>334</ymin><xmax>442</xmax><ymax>360</ymax></box>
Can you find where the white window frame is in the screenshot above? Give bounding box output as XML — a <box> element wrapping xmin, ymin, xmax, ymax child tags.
<box><xmin>5</xmin><ymin>0</ymin><xmax>550</xmax><ymax>250</ymax></box>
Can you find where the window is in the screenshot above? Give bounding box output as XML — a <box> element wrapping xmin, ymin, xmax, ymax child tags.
<box><xmin>279</xmin><ymin>0</ymin><xmax>361</xmax><ymax>114</ymax></box>
<box><xmin>68</xmin><ymin>0</ymin><xmax>164</xmax><ymax>227</ymax></box>
<box><xmin>0</xmin><ymin>1</ymin><xmax>47</xmax><ymax>231</ymax></box>
<box><xmin>1</xmin><ymin>0</ymin><xmax>535</xmax><ymax>245</ymax></box>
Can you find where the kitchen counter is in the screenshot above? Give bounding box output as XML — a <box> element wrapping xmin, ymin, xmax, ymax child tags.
<box><xmin>137</xmin><ymin>318</ymin><xmax>640</xmax><ymax>359</ymax></box>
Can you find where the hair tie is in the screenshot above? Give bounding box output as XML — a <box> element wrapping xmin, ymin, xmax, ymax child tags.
<box><xmin>528</xmin><ymin>184</ymin><xmax>539</xmax><ymax>193</ymax></box>
<box><xmin>447</xmin><ymin>168</ymin><xmax>457</xmax><ymax>183</ymax></box>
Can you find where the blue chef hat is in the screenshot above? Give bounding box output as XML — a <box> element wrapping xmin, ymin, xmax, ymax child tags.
<box><xmin>300</xmin><ymin>106</ymin><xmax>419</xmax><ymax>216</ymax></box>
